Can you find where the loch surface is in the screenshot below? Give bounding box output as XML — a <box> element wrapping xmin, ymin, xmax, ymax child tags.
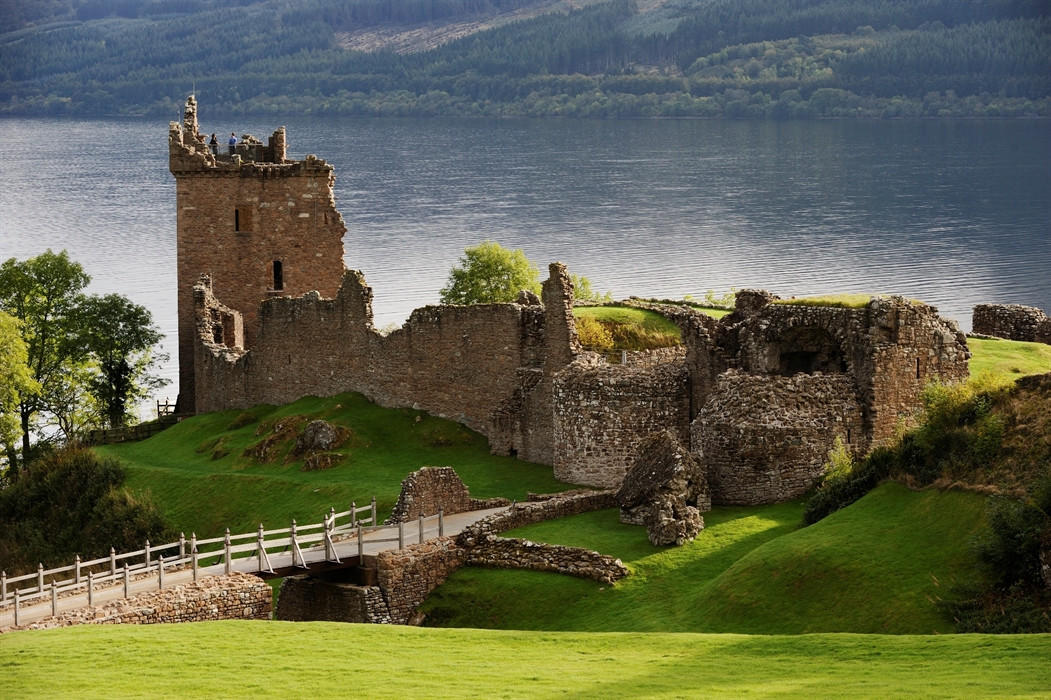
<box><xmin>1</xmin><ymin>117</ymin><xmax>1048</xmax><ymax>401</ymax></box>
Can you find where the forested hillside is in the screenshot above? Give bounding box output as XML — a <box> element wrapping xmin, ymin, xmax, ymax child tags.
<box><xmin>1</xmin><ymin>0</ymin><xmax>1048</xmax><ymax>116</ymax></box>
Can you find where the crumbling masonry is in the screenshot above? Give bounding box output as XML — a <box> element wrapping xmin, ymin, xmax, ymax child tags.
<box><xmin>171</xmin><ymin>99</ymin><xmax>971</xmax><ymax>506</ymax></box>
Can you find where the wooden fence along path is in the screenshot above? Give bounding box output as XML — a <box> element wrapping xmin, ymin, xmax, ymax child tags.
<box><xmin>0</xmin><ymin>500</ymin><xmax>509</xmax><ymax>630</ymax></box>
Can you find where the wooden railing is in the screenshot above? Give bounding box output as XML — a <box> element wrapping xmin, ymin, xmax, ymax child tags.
<box><xmin>0</xmin><ymin>496</ymin><xmax>462</xmax><ymax>627</ymax></box>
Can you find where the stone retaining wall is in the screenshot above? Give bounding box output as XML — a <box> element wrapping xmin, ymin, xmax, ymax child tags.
<box><xmin>375</xmin><ymin>537</ymin><xmax>467</xmax><ymax>625</ymax></box>
<box><xmin>465</xmin><ymin>538</ymin><xmax>628</xmax><ymax>584</ymax></box>
<box><xmin>458</xmin><ymin>490</ymin><xmax>618</xmax><ymax>545</ymax></box>
<box><xmin>973</xmin><ymin>304</ymin><xmax>1051</xmax><ymax>344</ymax></box>
<box><xmin>276</xmin><ymin>576</ymin><xmax>390</xmax><ymax>624</ymax></box>
<box><xmin>2</xmin><ymin>573</ymin><xmax>271</xmax><ymax>633</ymax></box>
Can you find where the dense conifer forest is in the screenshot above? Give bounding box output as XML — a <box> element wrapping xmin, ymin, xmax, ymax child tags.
<box><xmin>0</xmin><ymin>0</ymin><xmax>1047</xmax><ymax>115</ymax></box>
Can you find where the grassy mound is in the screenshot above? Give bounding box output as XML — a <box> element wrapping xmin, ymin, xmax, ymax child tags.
<box><xmin>421</xmin><ymin>484</ymin><xmax>984</xmax><ymax>634</ymax></box>
<box><xmin>97</xmin><ymin>392</ymin><xmax>569</xmax><ymax>538</ymax></box>
<box><xmin>969</xmin><ymin>337</ymin><xmax>1051</xmax><ymax>378</ymax></box>
<box><xmin>573</xmin><ymin>306</ymin><xmax>682</xmax><ymax>354</ymax></box>
<box><xmin>772</xmin><ymin>293</ymin><xmax>878</xmax><ymax>308</ymax></box>
<box><xmin>2</xmin><ymin>622</ymin><xmax>1047</xmax><ymax>699</ymax></box>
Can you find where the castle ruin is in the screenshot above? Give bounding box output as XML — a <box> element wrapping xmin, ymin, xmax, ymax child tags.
<box><xmin>170</xmin><ymin>98</ymin><xmax>971</xmax><ymax>506</ymax></box>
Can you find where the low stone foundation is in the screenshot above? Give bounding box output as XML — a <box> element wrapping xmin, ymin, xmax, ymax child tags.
<box><xmin>465</xmin><ymin>537</ymin><xmax>628</xmax><ymax>583</ymax></box>
<box><xmin>2</xmin><ymin>573</ymin><xmax>271</xmax><ymax>632</ymax></box>
<box><xmin>972</xmin><ymin>303</ymin><xmax>1051</xmax><ymax>344</ymax></box>
<box><xmin>458</xmin><ymin>489</ymin><xmax>618</xmax><ymax>545</ymax></box>
<box><xmin>375</xmin><ymin>537</ymin><xmax>468</xmax><ymax>625</ymax></box>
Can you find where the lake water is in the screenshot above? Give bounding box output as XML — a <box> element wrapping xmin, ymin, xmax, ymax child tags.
<box><xmin>1</xmin><ymin>116</ymin><xmax>1049</xmax><ymax>404</ymax></box>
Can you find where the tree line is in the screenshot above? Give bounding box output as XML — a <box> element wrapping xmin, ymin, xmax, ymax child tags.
<box><xmin>0</xmin><ymin>250</ymin><xmax>168</xmax><ymax>472</ymax></box>
<box><xmin>1</xmin><ymin>0</ymin><xmax>1047</xmax><ymax>115</ymax></box>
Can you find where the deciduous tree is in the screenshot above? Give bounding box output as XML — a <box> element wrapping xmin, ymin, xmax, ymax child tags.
<box><xmin>440</xmin><ymin>240</ymin><xmax>541</xmax><ymax>305</ymax></box>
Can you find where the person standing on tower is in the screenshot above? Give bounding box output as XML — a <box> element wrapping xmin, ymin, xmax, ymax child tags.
<box><xmin>209</xmin><ymin>133</ymin><xmax>218</xmax><ymax>155</ymax></box>
<box><xmin>228</xmin><ymin>132</ymin><xmax>236</xmax><ymax>155</ymax></box>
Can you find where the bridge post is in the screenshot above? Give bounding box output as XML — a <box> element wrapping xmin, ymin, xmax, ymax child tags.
<box><xmin>192</xmin><ymin>546</ymin><xmax>199</xmax><ymax>582</ymax></box>
<box><xmin>324</xmin><ymin>511</ymin><xmax>333</xmax><ymax>561</ymax></box>
<box><xmin>37</xmin><ymin>564</ymin><xmax>43</xmax><ymax>593</ymax></box>
<box><xmin>158</xmin><ymin>555</ymin><xmax>165</xmax><ymax>590</ymax></box>
<box><xmin>179</xmin><ymin>532</ymin><xmax>186</xmax><ymax>559</ymax></box>
<box><xmin>75</xmin><ymin>555</ymin><xmax>81</xmax><ymax>584</ymax></box>
<box><xmin>145</xmin><ymin>539</ymin><xmax>151</xmax><ymax>569</ymax></box>
<box><xmin>371</xmin><ymin>497</ymin><xmax>377</xmax><ymax>526</ymax></box>
<box><xmin>419</xmin><ymin>513</ymin><xmax>425</xmax><ymax>544</ymax></box>
<box><xmin>351</xmin><ymin>502</ymin><xmax>356</xmax><ymax>526</ymax></box>
<box><xmin>51</xmin><ymin>581</ymin><xmax>57</xmax><ymax>617</ymax></box>
<box><xmin>110</xmin><ymin>548</ymin><xmax>116</xmax><ymax>577</ymax></box>
<box><xmin>291</xmin><ymin>519</ymin><xmax>299</xmax><ymax>567</ymax></box>
<box><xmin>439</xmin><ymin>507</ymin><xmax>444</xmax><ymax>538</ymax></box>
<box><xmin>123</xmin><ymin>563</ymin><xmax>129</xmax><ymax>598</ymax></box>
<box><xmin>224</xmin><ymin>529</ymin><xmax>232</xmax><ymax>575</ymax></box>
<box><xmin>88</xmin><ymin>571</ymin><xmax>94</xmax><ymax>607</ymax></box>
<box><xmin>13</xmin><ymin>589</ymin><xmax>19</xmax><ymax>627</ymax></box>
<box><xmin>1</xmin><ymin>571</ymin><xmax>6</xmax><ymax>603</ymax></box>
<box><xmin>357</xmin><ymin>524</ymin><xmax>363</xmax><ymax>558</ymax></box>
<box><xmin>398</xmin><ymin>522</ymin><xmax>404</xmax><ymax>549</ymax></box>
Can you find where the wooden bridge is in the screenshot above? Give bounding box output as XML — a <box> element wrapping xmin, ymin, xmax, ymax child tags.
<box><xmin>0</xmin><ymin>500</ymin><xmax>507</xmax><ymax>630</ymax></box>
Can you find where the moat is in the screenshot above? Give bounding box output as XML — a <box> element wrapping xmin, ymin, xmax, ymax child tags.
<box><xmin>1</xmin><ymin>116</ymin><xmax>1049</xmax><ymax>399</ymax></box>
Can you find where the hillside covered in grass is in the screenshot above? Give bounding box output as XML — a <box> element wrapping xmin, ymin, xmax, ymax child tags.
<box><xmin>421</xmin><ymin>483</ymin><xmax>985</xmax><ymax>634</ymax></box>
<box><xmin>1</xmin><ymin>0</ymin><xmax>1047</xmax><ymax>115</ymax></box>
<box><xmin>98</xmin><ymin>392</ymin><xmax>570</xmax><ymax>538</ymax></box>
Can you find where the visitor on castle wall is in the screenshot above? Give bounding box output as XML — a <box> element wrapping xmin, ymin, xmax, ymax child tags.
<box><xmin>209</xmin><ymin>133</ymin><xmax>218</xmax><ymax>156</ymax></box>
<box><xmin>228</xmin><ymin>133</ymin><xmax>236</xmax><ymax>155</ymax></box>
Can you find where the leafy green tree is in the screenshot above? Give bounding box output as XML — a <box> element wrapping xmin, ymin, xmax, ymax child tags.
<box><xmin>440</xmin><ymin>240</ymin><xmax>541</xmax><ymax>304</ymax></box>
<box><xmin>0</xmin><ymin>250</ymin><xmax>90</xmax><ymax>460</ymax></box>
<box><xmin>0</xmin><ymin>311</ymin><xmax>40</xmax><ymax>468</ymax></box>
<box><xmin>80</xmin><ymin>294</ymin><xmax>169</xmax><ymax>430</ymax></box>
<box><xmin>570</xmin><ymin>273</ymin><xmax>613</xmax><ymax>303</ymax></box>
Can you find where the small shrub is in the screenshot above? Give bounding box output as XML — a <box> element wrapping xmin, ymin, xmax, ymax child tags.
<box><xmin>576</xmin><ymin>315</ymin><xmax>614</xmax><ymax>351</ymax></box>
<box><xmin>803</xmin><ymin>446</ymin><xmax>894</xmax><ymax>525</ymax></box>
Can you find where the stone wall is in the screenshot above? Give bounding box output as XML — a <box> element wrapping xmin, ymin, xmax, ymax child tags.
<box><xmin>387</xmin><ymin>467</ymin><xmax>511</xmax><ymax>523</ymax></box>
<box><xmin>375</xmin><ymin>537</ymin><xmax>467</xmax><ymax>625</ymax></box>
<box><xmin>693</xmin><ymin>371</ymin><xmax>863</xmax><ymax>505</ymax></box>
<box><xmin>193</xmin><ymin>266</ymin><xmax>577</xmax><ymax>467</ymax></box>
<box><xmin>552</xmin><ymin>354</ymin><xmax>690</xmax><ymax>488</ymax></box>
<box><xmin>973</xmin><ymin>304</ymin><xmax>1051</xmax><ymax>345</ymax></box>
<box><xmin>3</xmin><ymin>573</ymin><xmax>271</xmax><ymax>633</ymax></box>
<box><xmin>276</xmin><ymin>575</ymin><xmax>390</xmax><ymax>624</ymax></box>
<box><xmin>170</xmin><ymin>97</ymin><xmax>346</xmax><ymax>412</ymax></box>
<box><xmin>458</xmin><ymin>490</ymin><xmax>617</xmax><ymax>544</ymax></box>
<box><xmin>465</xmin><ymin>538</ymin><xmax>628</xmax><ymax>583</ymax></box>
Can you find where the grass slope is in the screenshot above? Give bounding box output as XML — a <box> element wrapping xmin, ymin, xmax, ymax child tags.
<box><xmin>98</xmin><ymin>392</ymin><xmax>569</xmax><ymax>538</ymax></box>
<box><xmin>573</xmin><ymin>306</ymin><xmax>682</xmax><ymax>334</ymax></box>
<box><xmin>969</xmin><ymin>337</ymin><xmax>1051</xmax><ymax>378</ymax></box>
<box><xmin>422</xmin><ymin>483</ymin><xmax>984</xmax><ymax>634</ymax></box>
<box><xmin>1</xmin><ymin>623</ymin><xmax>1048</xmax><ymax>699</ymax></box>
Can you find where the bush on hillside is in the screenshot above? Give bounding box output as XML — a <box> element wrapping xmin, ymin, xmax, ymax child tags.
<box><xmin>0</xmin><ymin>448</ymin><xmax>172</xmax><ymax>575</ymax></box>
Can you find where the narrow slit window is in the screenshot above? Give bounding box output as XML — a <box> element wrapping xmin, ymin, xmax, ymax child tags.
<box><xmin>273</xmin><ymin>260</ymin><xmax>283</xmax><ymax>291</ymax></box>
<box><xmin>916</xmin><ymin>358</ymin><xmax>922</xmax><ymax>380</ymax></box>
<box><xmin>846</xmin><ymin>428</ymin><xmax>852</xmax><ymax>444</ymax></box>
<box><xmin>235</xmin><ymin>206</ymin><xmax>252</xmax><ymax>232</ymax></box>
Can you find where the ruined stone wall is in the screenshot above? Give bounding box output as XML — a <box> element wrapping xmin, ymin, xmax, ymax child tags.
<box><xmin>386</xmin><ymin>467</ymin><xmax>510</xmax><ymax>524</ymax></box>
<box><xmin>864</xmin><ymin>298</ymin><xmax>970</xmax><ymax>445</ymax></box>
<box><xmin>458</xmin><ymin>490</ymin><xmax>617</xmax><ymax>544</ymax></box>
<box><xmin>170</xmin><ymin>99</ymin><xmax>346</xmax><ymax>412</ymax></box>
<box><xmin>973</xmin><ymin>304</ymin><xmax>1051</xmax><ymax>344</ymax></box>
<box><xmin>465</xmin><ymin>538</ymin><xmax>628</xmax><ymax>583</ymax></box>
<box><xmin>276</xmin><ymin>576</ymin><xmax>390</xmax><ymax>624</ymax></box>
<box><xmin>692</xmin><ymin>371</ymin><xmax>863</xmax><ymax>505</ymax></box>
<box><xmin>375</xmin><ymin>537</ymin><xmax>467</xmax><ymax>625</ymax></box>
<box><xmin>4</xmin><ymin>573</ymin><xmax>270</xmax><ymax>632</ymax></box>
<box><xmin>552</xmin><ymin>354</ymin><xmax>690</xmax><ymax>488</ymax></box>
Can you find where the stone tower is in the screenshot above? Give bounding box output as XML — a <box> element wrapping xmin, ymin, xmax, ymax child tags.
<box><xmin>169</xmin><ymin>96</ymin><xmax>347</xmax><ymax>413</ymax></box>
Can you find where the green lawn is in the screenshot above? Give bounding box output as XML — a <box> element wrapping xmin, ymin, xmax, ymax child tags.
<box><xmin>772</xmin><ymin>294</ymin><xmax>880</xmax><ymax>308</ymax></box>
<box><xmin>573</xmin><ymin>306</ymin><xmax>682</xmax><ymax>335</ymax></box>
<box><xmin>98</xmin><ymin>392</ymin><xmax>571</xmax><ymax>539</ymax></box>
<box><xmin>422</xmin><ymin>484</ymin><xmax>985</xmax><ymax>634</ymax></box>
<box><xmin>968</xmin><ymin>337</ymin><xmax>1051</xmax><ymax>378</ymax></box>
<box><xmin>1</xmin><ymin>622</ymin><xmax>1047</xmax><ymax>699</ymax></box>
